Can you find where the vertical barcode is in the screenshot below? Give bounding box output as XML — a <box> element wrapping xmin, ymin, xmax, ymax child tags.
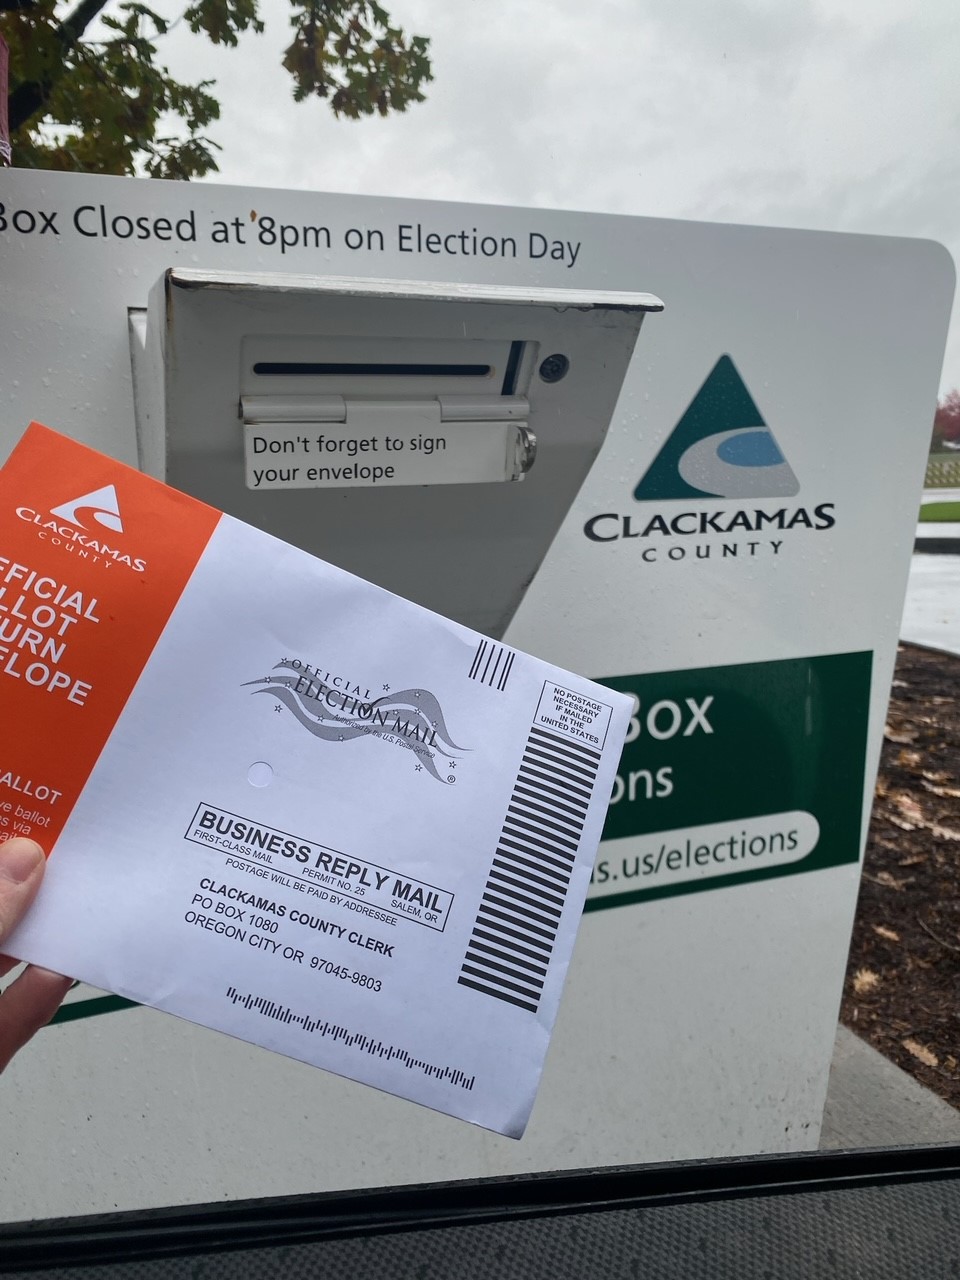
<box><xmin>468</xmin><ymin>638</ymin><xmax>515</xmax><ymax>691</ymax></box>
<box><xmin>458</xmin><ymin>725</ymin><xmax>601</xmax><ymax>1013</ymax></box>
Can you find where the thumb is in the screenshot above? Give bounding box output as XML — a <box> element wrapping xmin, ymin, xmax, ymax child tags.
<box><xmin>0</xmin><ymin>839</ymin><xmax>46</xmax><ymax>952</ymax></box>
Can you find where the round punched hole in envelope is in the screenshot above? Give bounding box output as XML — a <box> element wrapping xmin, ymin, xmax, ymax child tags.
<box><xmin>247</xmin><ymin>761</ymin><xmax>274</xmax><ymax>787</ymax></box>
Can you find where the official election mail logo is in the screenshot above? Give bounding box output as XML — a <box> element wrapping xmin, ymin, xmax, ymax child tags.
<box><xmin>634</xmin><ymin>356</ymin><xmax>799</xmax><ymax>502</ymax></box>
<box><xmin>50</xmin><ymin>484</ymin><xmax>124</xmax><ymax>534</ymax></box>
<box><xmin>245</xmin><ymin>659</ymin><xmax>466</xmax><ymax>782</ymax></box>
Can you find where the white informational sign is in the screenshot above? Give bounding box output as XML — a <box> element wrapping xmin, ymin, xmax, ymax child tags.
<box><xmin>243</xmin><ymin>418</ymin><xmax>532</xmax><ymax>490</ymax></box>
<box><xmin>2</xmin><ymin>423</ymin><xmax>629</xmax><ymax>1139</ymax></box>
<box><xmin>0</xmin><ymin>170</ymin><xmax>953</xmax><ymax>1222</ymax></box>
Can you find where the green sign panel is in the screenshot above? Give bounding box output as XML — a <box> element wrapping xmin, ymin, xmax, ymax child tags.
<box><xmin>586</xmin><ymin>651</ymin><xmax>872</xmax><ymax>911</ymax></box>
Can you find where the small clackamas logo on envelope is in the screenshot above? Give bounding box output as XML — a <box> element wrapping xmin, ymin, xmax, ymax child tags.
<box><xmin>50</xmin><ymin>484</ymin><xmax>124</xmax><ymax>533</ymax></box>
<box><xmin>244</xmin><ymin>659</ymin><xmax>467</xmax><ymax>783</ymax></box>
<box><xmin>17</xmin><ymin>482</ymin><xmax>146</xmax><ymax>572</ymax></box>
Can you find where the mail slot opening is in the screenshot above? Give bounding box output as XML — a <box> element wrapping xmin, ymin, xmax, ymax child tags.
<box><xmin>252</xmin><ymin>362</ymin><xmax>495</xmax><ymax>378</ymax></box>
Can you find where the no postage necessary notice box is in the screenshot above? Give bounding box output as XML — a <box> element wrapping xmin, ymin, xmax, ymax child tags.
<box><xmin>0</xmin><ymin>423</ymin><xmax>630</xmax><ymax>1137</ymax></box>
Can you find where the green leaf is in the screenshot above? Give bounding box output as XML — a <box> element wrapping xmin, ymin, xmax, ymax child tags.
<box><xmin>0</xmin><ymin>0</ymin><xmax>431</xmax><ymax>178</ymax></box>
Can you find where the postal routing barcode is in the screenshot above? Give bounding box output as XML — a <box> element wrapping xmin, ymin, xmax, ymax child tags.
<box><xmin>468</xmin><ymin>638</ymin><xmax>515</xmax><ymax>690</ymax></box>
<box><xmin>225</xmin><ymin>987</ymin><xmax>475</xmax><ymax>1090</ymax></box>
<box><xmin>457</xmin><ymin>726</ymin><xmax>600</xmax><ymax>1013</ymax></box>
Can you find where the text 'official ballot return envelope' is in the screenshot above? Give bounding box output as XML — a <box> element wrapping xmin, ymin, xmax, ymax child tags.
<box><xmin>0</xmin><ymin>424</ymin><xmax>630</xmax><ymax>1137</ymax></box>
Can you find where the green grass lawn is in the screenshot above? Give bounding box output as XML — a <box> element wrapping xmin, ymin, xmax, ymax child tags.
<box><xmin>919</xmin><ymin>501</ymin><xmax>960</xmax><ymax>522</ymax></box>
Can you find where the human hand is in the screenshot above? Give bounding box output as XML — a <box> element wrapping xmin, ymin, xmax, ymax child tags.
<box><xmin>0</xmin><ymin>838</ymin><xmax>72</xmax><ymax>1073</ymax></box>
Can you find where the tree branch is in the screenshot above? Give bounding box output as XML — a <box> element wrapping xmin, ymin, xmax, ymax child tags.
<box><xmin>57</xmin><ymin>0</ymin><xmax>113</xmax><ymax>48</ymax></box>
<box><xmin>8</xmin><ymin>82</ymin><xmax>50</xmax><ymax>133</ymax></box>
<box><xmin>7</xmin><ymin>0</ymin><xmax>112</xmax><ymax>133</ymax></box>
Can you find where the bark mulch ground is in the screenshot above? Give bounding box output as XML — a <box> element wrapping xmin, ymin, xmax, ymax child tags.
<box><xmin>841</xmin><ymin>641</ymin><xmax>960</xmax><ymax>1109</ymax></box>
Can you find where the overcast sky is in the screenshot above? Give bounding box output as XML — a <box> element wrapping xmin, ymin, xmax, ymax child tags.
<box><xmin>165</xmin><ymin>0</ymin><xmax>960</xmax><ymax>392</ymax></box>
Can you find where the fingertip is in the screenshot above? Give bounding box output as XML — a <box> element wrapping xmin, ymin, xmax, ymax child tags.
<box><xmin>0</xmin><ymin>965</ymin><xmax>72</xmax><ymax>1072</ymax></box>
<box><xmin>29</xmin><ymin>967</ymin><xmax>74</xmax><ymax>993</ymax></box>
<box><xmin>0</xmin><ymin>838</ymin><xmax>45</xmax><ymax>885</ymax></box>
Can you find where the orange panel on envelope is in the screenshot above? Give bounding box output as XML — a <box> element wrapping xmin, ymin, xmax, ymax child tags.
<box><xmin>0</xmin><ymin>424</ymin><xmax>220</xmax><ymax>848</ymax></box>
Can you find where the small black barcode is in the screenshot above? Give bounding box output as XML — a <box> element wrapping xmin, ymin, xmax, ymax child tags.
<box><xmin>225</xmin><ymin>988</ymin><xmax>475</xmax><ymax>1089</ymax></box>
<box><xmin>468</xmin><ymin>638</ymin><xmax>515</xmax><ymax>690</ymax></box>
<box><xmin>458</xmin><ymin>725</ymin><xmax>601</xmax><ymax>1013</ymax></box>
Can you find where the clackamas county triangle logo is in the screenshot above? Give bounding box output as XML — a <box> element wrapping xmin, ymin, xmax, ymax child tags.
<box><xmin>16</xmin><ymin>481</ymin><xmax>147</xmax><ymax>572</ymax></box>
<box><xmin>634</xmin><ymin>355</ymin><xmax>799</xmax><ymax>501</ymax></box>
<box><xmin>582</xmin><ymin>354</ymin><xmax>836</xmax><ymax>560</ymax></box>
<box><xmin>50</xmin><ymin>484</ymin><xmax>124</xmax><ymax>533</ymax></box>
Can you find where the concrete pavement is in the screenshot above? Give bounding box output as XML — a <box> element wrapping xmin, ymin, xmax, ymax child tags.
<box><xmin>821</xmin><ymin>1027</ymin><xmax>960</xmax><ymax>1149</ymax></box>
<box><xmin>901</xmin><ymin>553</ymin><xmax>960</xmax><ymax>656</ymax></box>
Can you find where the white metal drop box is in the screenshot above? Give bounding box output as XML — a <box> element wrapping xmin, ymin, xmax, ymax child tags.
<box><xmin>130</xmin><ymin>269</ymin><xmax>662</xmax><ymax>636</ymax></box>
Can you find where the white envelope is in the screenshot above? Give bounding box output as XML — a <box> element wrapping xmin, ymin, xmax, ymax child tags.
<box><xmin>1</xmin><ymin>423</ymin><xmax>630</xmax><ymax>1137</ymax></box>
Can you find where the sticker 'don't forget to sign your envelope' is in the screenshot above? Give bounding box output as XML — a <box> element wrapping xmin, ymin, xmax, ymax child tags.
<box><xmin>0</xmin><ymin>422</ymin><xmax>631</xmax><ymax>1138</ymax></box>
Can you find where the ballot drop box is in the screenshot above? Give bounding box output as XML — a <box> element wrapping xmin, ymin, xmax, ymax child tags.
<box><xmin>0</xmin><ymin>171</ymin><xmax>953</xmax><ymax>1221</ymax></box>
